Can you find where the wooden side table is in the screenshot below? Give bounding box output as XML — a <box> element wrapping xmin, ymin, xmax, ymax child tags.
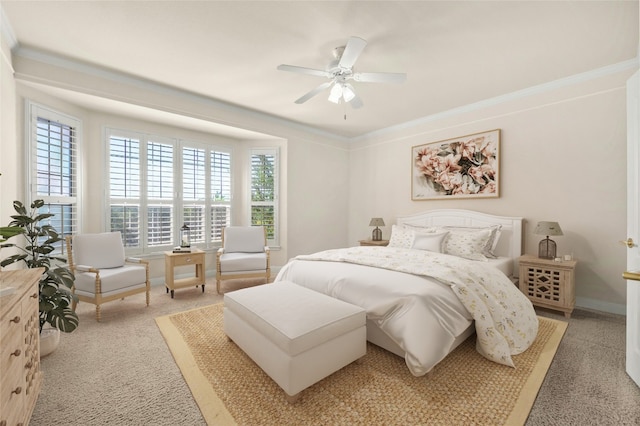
<box><xmin>164</xmin><ymin>249</ymin><xmax>206</xmax><ymax>298</ymax></box>
<box><xmin>518</xmin><ymin>254</ymin><xmax>577</xmax><ymax>318</ymax></box>
<box><xmin>359</xmin><ymin>239</ymin><xmax>389</xmax><ymax>246</ymax></box>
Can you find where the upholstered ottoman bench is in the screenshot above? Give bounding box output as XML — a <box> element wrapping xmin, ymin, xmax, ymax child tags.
<box><xmin>223</xmin><ymin>281</ymin><xmax>366</xmax><ymax>402</ymax></box>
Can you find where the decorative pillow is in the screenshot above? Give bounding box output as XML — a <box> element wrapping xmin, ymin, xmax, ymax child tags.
<box><xmin>442</xmin><ymin>225</ymin><xmax>502</xmax><ymax>258</ymax></box>
<box><xmin>441</xmin><ymin>227</ymin><xmax>494</xmax><ymax>261</ymax></box>
<box><xmin>400</xmin><ymin>224</ymin><xmax>440</xmax><ymax>233</ymax></box>
<box><xmin>411</xmin><ymin>231</ymin><xmax>449</xmax><ymax>253</ymax></box>
<box><xmin>388</xmin><ymin>224</ymin><xmax>414</xmax><ymax>248</ymax></box>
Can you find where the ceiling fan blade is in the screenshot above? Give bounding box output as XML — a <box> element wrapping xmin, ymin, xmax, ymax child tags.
<box><xmin>294</xmin><ymin>81</ymin><xmax>333</xmax><ymax>104</ymax></box>
<box><xmin>353</xmin><ymin>72</ymin><xmax>407</xmax><ymax>84</ymax></box>
<box><xmin>277</xmin><ymin>64</ymin><xmax>331</xmax><ymax>78</ymax></box>
<box><xmin>338</xmin><ymin>36</ymin><xmax>367</xmax><ymax>69</ymax></box>
<box><xmin>349</xmin><ymin>94</ymin><xmax>364</xmax><ymax>109</ymax></box>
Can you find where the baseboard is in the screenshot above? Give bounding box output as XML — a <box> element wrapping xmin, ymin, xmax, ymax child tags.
<box><xmin>576</xmin><ymin>297</ymin><xmax>626</xmax><ymax>316</ymax></box>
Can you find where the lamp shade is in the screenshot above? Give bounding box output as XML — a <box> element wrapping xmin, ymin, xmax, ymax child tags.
<box><xmin>369</xmin><ymin>218</ymin><xmax>385</xmax><ymax>227</ymax></box>
<box><xmin>533</xmin><ymin>221</ymin><xmax>563</xmax><ymax>236</ymax></box>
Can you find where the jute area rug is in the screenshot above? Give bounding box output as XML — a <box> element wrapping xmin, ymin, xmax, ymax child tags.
<box><xmin>156</xmin><ymin>303</ymin><xmax>567</xmax><ymax>426</ymax></box>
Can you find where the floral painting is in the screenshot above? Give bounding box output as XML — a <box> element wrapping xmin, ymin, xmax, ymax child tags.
<box><xmin>412</xmin><ymin>129</ymin><xmax>500</xmax><ymax>200</ymax></box>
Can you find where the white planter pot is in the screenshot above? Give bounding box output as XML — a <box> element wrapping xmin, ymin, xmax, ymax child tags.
<box><xmin>40</xmin><ymin>327</ymin><xmax>60</xmax><ymax>358</ymax></box>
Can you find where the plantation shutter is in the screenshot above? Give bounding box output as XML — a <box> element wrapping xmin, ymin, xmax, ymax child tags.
<box><xmin>250</xmin><ymin>149</ymin><xmax>278</xmax><ymax>244</ymax></box>
<box><xmin>147</xmin><ymin>141</ymin><xmax>174</xmax><ymax>247</ymax></box>
<box><xmin>210</xmin><ymin>150</ymin><xmax>231</xmax><ymax>242</ymax></box>
<box><xmin>109</xmin><ymin>135</ymin><xmax>141</xmax><ymax>248</ymax></box>
<box><xmin>182</xmin><ymin>147</ymin><xmax>206</xmax><ymax>244</ymax></box>
<box><xmin>28</xmin><ymin>103</ymin><xmax>81</xmax><ymax>255</ymax></box>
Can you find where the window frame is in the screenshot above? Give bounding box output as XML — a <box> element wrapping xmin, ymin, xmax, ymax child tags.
<box><xmin>104</xmin><ymin>127</ymin><xmax>233</xmax><ymax>255</ymax></box>
<box><xmin>25</xmin><ymin>101</ymin><xmax>82</xmax><ymax>256</ymax></box>
<box><xmin>249</xmin><ymin>147</ymin><xmax>279</xmax><ymax>248</ymax></box>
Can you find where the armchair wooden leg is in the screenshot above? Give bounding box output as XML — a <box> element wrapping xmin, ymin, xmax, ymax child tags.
<box><xmin>95</xmin><ymin>305</ymin><xmax>101</xmax><ymax>322</ymax></box>
<box><xmin>216</xmin><ymin>279</ymin><xmax>221</xmax><ymax>294</ymax></box>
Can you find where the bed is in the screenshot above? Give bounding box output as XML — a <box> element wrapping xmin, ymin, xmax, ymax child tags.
<box><xmin>275</xmin><ymin>209</ymin><xmax>538</xmax><ymax>377</ymax></box>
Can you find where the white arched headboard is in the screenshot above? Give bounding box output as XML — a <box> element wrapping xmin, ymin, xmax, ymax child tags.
<box><xmin>396</xmin><ymin>209</ymin><xmax>524</xmax><ymax>275</ymax></box>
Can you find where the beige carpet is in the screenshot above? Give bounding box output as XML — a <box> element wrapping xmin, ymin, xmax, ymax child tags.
<box><xmin>156</xmin><ymin>303</ymin><xmax>567</xmax><ymax>426</ymax></box>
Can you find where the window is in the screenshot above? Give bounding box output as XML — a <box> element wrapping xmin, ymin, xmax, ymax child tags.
<box><xmin>108</xmin><ymin>134</ymin><xmax>141</xmax><ymax>247</ymax></box>
<box><xmin>182</xmin><ymin>146</ymin><xmax>206</xmax><ymax>244</ymax></box>
<box><xmin>210</xmin><ymin>150</ymin><xmax>231</xmax><ymax>241</ymax></box>
<box><xmin>106</xmin><ymin>128</ymin><xmax>231</xmax><ymax>253</ymax></box>
<box><xmin>147</xmin><ymin>140</ymin><xmax>174</xmax><ymax>247</ymax></box>
<box><xmin>27</xmin><ymin>102</ymin><xmax>81</xmax><ymax>255</ymax></box>
<box><xmin>250</xmin><ymin>148</ymin><xmax>278</xmax><ymax>246</ymax></box>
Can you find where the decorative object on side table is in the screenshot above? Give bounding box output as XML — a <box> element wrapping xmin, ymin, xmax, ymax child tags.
<box><xmin>174</xmin><ymin>223</ymin><xmax>192</xmax><ymax>253</ymax></box>
<box><xmin>533</xmin><ymin>221</ymin><xmax>563</xmax><ymax>259</ymax></box>
<box><xmin>369</xmin><ymin>218</ymin><xmax>385</xmax><ymax>241</ymax></box>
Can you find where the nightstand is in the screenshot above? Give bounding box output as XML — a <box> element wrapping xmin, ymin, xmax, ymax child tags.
<box><xmin>518</xmin><ymin>254</ymin><xmax>577</xmax><ymax>318</ymax></box>
<box><xmin>359</xmin><ymin>240</ymin><xmax>389</xmax><ymax>246</ymax></box>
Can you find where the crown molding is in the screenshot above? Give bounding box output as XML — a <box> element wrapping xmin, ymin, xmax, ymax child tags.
<box><xmin>0</xmin><ymin>5</ymin><xmax>17</xmax><ymax>50</ymax></box>
<box><xmin>11</xmin><ymin>43</ymin><xmax>639</xmax><ymax>145</ymax></box>
<box><xmin>352</xmin><ymin>57</ymin><xmax>640</xmax><ymax>143</ymax></box>
<box><xmin>12</xmin><ymin>45</ymin><xmax>351</xmax><ymax>144</ymax></box>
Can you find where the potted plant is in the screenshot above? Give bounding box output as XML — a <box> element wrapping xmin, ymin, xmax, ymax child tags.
<box><xmin>1</xmin><ymin>200</ymin><xmax>79</xmax><ymax>355</ymax></box>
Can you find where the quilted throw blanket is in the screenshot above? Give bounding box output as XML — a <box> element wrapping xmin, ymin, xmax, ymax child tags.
<box><xmin>296</xmin><ymin>246</ymin><xmax>538</xmax><ymax>367</ymax></box>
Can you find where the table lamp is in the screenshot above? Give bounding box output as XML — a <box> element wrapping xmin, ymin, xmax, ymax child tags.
<box><xmin>369</xmin><ymin>218</ymin><xmax>385</xmax><ymax>241</ymax></box>
<box><xmin>533</xmin><ymin>221</ymin><xmax>563</xmax><ymax>259</ymax></box>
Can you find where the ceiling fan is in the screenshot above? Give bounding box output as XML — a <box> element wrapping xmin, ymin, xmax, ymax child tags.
<box><xmin>277</xmin><ymin>36</ymin><xmax>406</xmax><ymax>109</ymax></box>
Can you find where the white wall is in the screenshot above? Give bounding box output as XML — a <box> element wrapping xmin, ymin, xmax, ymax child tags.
<box><xmin>348</xmin><ymin>65</ymin><xmax>637</xmax><ymax>314</ymax></box>
<box><xmin>0</xmin><ymin>27</ymin><xmax>18</xmax><ymax>229</ymax></box>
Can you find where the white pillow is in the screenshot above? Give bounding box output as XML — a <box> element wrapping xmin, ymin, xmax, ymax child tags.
<box><xmin>442</xmin><ymin>227</ymin><xmax>494</xmax><ymax>261</ymax></box>
<box><xmin>411</xmin><ymin>231</ymin><xmax>449</xmax><ymax>253</ymax></box>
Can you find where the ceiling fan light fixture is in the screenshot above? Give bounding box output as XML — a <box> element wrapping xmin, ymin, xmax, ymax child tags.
<box><xmin>328</xmin><ymin>83</ymin><xmax>343</xmax><ymax>103</ymax></box>
<box><xmin>278</xmin><ymin>36</ymin><xmax>406</xmax><ymax>107</ymax></box>
<box><xmin>342</xmin><ymin>84</ymin><xmax>356</xmax><ymax>102</ymax></box>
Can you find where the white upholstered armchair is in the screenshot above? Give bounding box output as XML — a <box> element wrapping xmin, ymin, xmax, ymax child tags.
<box><xmin>66</xmin><ymin>232</ymin><xmax>150</xmax><ymax>321</ymax></box>
<box><xmin>216</xmin><ymin>226</ymin><xmax>271</xmax><ymax>294</ymax></box>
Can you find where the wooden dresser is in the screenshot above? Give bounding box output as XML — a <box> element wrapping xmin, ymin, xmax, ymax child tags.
<box><xmin>0</xmin><ymin>269</ymin><xmax>43</xmax><ymax>426</ymax></box>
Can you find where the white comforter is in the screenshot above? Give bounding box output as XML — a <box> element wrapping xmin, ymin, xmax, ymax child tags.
<box><xmin>276</xmin><ymin>246</ymin><xmax>538</xmax><ymax>376</ymax></box>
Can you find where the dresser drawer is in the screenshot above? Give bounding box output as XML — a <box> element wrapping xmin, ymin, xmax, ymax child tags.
<box><xmin>0</xmin><ymin>269</ymin><xmax>43</xmax><ymax>426</ymax></box>
<box><xmin>0</xmin><ymin>302</ymin><xmax>26</xmax><ymax>426</ymax></box>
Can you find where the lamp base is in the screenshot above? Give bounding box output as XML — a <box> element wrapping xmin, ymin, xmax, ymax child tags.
<box><xmin>372</xmin><ymin>227</ymin><xmax>382</xmax><ymax>241</ymax></box>
<box><xmin>538</xmin><ymin>237</ymin><xmax>557</xmax><ymax>259</ymax></box>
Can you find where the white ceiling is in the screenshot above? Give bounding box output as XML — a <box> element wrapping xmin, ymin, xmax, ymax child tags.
<box><xmin>2</xmin><ymin>1</ymin><xmax>638</xmax><ymax>140</ymax></box>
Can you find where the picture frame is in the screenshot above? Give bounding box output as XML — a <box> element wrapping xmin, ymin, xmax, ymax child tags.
<box><xmin>411</xmin><ymin>129</ymin><xmax>500</xmax><ymax>200</ymax></box>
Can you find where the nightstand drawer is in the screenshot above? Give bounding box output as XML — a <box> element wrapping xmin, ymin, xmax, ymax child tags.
<box><xmin>358</xmin><ymin>240</ymin><xmax>389</xmax><ymax>246</ymax></box>
<box><xmin>171</xmin><ymin>252</ymin><xmax>204</xmax><ymax>267</ymax></box>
